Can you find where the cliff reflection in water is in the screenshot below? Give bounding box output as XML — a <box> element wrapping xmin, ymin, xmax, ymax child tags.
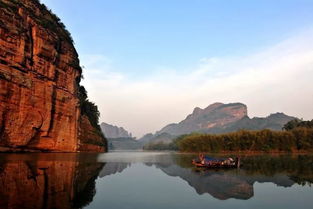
<box><xmin>0</xmin><ymin>153</ymin><xmax>313</xmax><ymax>209</ymax></box>
<box><xmin>0</xmin><ymin>154</ymin><xmax>104</xmax><ymax>209</ymax></box>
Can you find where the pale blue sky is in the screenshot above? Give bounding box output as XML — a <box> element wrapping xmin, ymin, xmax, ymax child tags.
<box><xmin>42</xmin><ymin>0</ymin><xmax>313</xmax><ymax>76</ymax></box>
<box><xmin>41</xmin><ymin>0</ymin><xmax>313</xmax><ymax>137</ymax></box>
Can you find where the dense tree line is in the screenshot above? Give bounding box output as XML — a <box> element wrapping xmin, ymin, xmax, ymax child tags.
<box><xmin>144</xmin><ymin>119</ymin><xmax>313</xmax><ymax>152</ymax></box>
<box><xmin>283</xmin><ymin>119</ymin><xmax>313</xmax><ymax>130</ymax></box>
<box><xmin>144</xmin><ymin>120</ymin><xmax>313</xmax><ymax>153</ymax></box>
<box><xmin>177</xmin><ymin>128</ymin><xmax>313</xmax><ymax>152</ymax></box>
<box><xmin>143</xmin><ymin>135</ymin><xmax>188</xmax><ymax>151</ymax></box>
<box><xmin>143</xmin><ymin>141</ymin><xmax>178</xmax><ymax>151</ymax></box>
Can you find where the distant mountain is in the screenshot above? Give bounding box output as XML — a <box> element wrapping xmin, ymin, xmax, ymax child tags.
<box><xmin>157</xmin><ymin>102</ymin><xmax>248</xmax><ymax>136</ymax></box>
<box><xmin>108</xmin><ymin>137</ymin><xmax>142</xmax><ymax>150</ymax></box>
<box><xmin>138</xmin><ymin>133</ymin><xmax>155</xmax><ymax>144</ymax></box>
<box><xmin>219</xmin><ymin>113</ymin><xmax>297</xmax><ymax>133</ymax></box>
<box><xmin>100</xmin><ymin>122</ymin><xmax>132</xmax><ymax>138</ymax></box>
<box><xmin>143</xmin><ymin>133</ymin><xmax>176</xmax><ymax>144</ymax></box>
<box><xmin>139</xmin><ymin>102</ymin><xmax>296</xmax><ymax>144</ymax></box>
<box><xmin>100</xmin><ymin>123</ymin><xmax>141</xmax><ymax>150</ymax></box>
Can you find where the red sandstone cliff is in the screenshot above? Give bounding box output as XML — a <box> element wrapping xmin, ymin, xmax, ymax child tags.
<box><xmin>0</xmin><ymin>0</ymin><xmax>106</xmax><ymax>152</ymax></box>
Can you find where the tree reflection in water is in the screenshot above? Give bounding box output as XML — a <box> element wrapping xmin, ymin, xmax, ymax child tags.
<box><xmin>152</xmin><ymin>154</ymin><xmax>313</xmax><ymax>200</ymax></box>
<box><xmin>0</xmin><ymin>153</ymin><xmax>312</xmax><ymax>209</ymax></box>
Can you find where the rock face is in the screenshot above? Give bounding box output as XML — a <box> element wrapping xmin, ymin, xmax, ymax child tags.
<box><xmin>140</xmin><ymin>102</ymin><xmax>296</xmax><ymax>144</ymax></box>
<box><xmin>101</xmin><ymin>122</ymin><xmax>132</xmax><ymax>138</ymax></box>
<box><xmin>0</xmin><ymin>0</ymin><xmax>106</xmax><ymax>152</ymax></box>
<box><xmin>101</xmin><ymin>122</ymin><xmax>141</xmax><ymax>150</ymax></box>
<box><xmin>157</xmin><ymin>102</ymin><xmax>248</xmax><ymax>136</ymax></box>
<box><xmin>222</xmin><ymin>112</ymin><xmax>297</xmax><ymax>133</ymax></box>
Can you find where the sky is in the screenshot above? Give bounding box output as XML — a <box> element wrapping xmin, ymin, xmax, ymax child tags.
<box><xmin>41</xmin><ymin>0</ymin><xmax>313</xmax><ymax>137</ymax></box>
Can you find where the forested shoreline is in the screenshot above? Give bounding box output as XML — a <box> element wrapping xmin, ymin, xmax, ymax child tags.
<box><xmin>144</xmin><ymin>119</ymin><xmax>313</xmax><ymax>153</ymax></box>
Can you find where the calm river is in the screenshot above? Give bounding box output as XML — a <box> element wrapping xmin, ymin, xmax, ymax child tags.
<box><xmin>0</xmin><ymin>152</ymin><xmax>312</xmax><ymax>209</ymax></box>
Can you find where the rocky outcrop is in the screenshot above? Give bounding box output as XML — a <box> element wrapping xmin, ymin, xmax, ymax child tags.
<box><xmin>221</xmin><ymin>112</ymin><xmax>297</xmax><ymax>133</ymax></box>
<box><xmin>100</xmin><ymin>123</ymin><xmax>141</xmax><ymax>150</ymax></box>
<box><xmin>0</xmin><ymin>153</ymin><xmax>104</xmax><ymax>209</ymax></box>
<box><xmin>140</xmin><ymin>103</ymin><xmax>248</xmax><ymax>143</ymax></box>
<box><xmin>0</xmin><ymin>0</ymin><xmax>106</xmax><ymax>152</ymax></box>
<box><xmin>78</xmin><ymin>116</ymin><xmax>106</xmax><ymax>152</ymax></box>
<box><xmin>140</xmin><ymin>103</ymin><xmax>296</xmax><ymax>144</ymax></box>
<box><xmin>100</xmin><ymin>122</ymin><xmax>132</xmax><ymax>138</ymax></box>
<box><xmin>157</xmin><ymin>102</ymin><xmax>248</xmax><ymax>136</ymax></box>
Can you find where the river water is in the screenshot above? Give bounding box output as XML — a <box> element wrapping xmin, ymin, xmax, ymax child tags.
<box><xmin>0</xmin><ymin>152</ymin><xmax>312</xmax><ymax>209</ymax></box>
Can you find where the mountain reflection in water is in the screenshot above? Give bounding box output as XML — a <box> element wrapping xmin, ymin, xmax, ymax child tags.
<box><xmin>151</xmin><ymin>154</ymin><xmax>311</xmax><ymax>200</ymax></box>
<box><xmin>0</xmin><ymin>152</ymin><xmax>312</xmax><ymax>209</ymax></box>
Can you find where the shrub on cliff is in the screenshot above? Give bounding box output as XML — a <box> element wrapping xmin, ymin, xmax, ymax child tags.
<box><xmin>78</xmin><ymin>86</ymin><xmax>101</xmax><ymax>130</ymax></box>
<box><xmin>38</xmin><ymin>0</ymin><xmax>74</xmax><ymax>44</ymax></box>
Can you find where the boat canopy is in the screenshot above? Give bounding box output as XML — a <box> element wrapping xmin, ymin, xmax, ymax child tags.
<box><xmin>204</xmin><ymin>156</ymin><xmax>227</xmax><ymax>162</ymax></box>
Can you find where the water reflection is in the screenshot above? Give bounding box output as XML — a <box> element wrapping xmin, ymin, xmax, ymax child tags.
<box><xmin>0</xmin><ymin>153</ymin><xmax>312</xmax><ymax>209</ymax></box>
<box><xmin>98</xmin><ymin>162</ymin><xmax>130</xmax><ymax>178</ymax></box>
<box><xmin>0</xmin><ymin>153</ymin><xmax>103</xmax><ymax>209</ymax></box>
<box><xmin>153</xmin><ymin>154</ymin><xmax>313</xmax><ymax>200</ymax></box>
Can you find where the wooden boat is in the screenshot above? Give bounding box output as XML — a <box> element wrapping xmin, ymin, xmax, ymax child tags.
<box><xmin>192</xmin><ymin>155</ymin><xmax>240</xmax><ymax>168</ymax></box>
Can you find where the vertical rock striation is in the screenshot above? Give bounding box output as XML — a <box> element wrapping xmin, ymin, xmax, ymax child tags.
<box><xmin>0</xmin><ymin>0</ymin><xmax>106</xmax><ymax>152</ymax></box>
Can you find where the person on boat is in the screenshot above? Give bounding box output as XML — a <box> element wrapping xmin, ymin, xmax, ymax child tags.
<box><xmin>199</xmin><ymin>153</ymin><xmax>205</xmax><ymax>164</ymax></box>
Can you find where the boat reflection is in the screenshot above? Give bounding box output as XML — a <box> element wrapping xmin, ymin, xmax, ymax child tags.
<box><xmin>0</xmin><ymin>153</ymin><xmax>312</xmax><ymax>209</ymax></box>
<box><xmin>152</xmin><ymin>154</ymin><xmax>313</xmax><ymax>200</ymax></box>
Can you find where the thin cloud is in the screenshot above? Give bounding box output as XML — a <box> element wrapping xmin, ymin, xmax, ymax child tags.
<box><xmin>81</xmin><ymin>30</ymin><xmax>313</xmax><ymax>137</ymax></box>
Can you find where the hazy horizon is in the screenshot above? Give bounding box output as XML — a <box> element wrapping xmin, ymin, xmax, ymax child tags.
<box><xmin>41</xmin><ymin>0</ymin><xmax>313</xmax><ymax>137</ymax></box>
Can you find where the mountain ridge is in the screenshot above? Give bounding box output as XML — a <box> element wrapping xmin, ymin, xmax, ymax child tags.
<box><xmin>139</xmin><ymin>102</ymin><xmax>296</xmax><ymax>144</ymax></box>
<box><xmin>100</xmin><ymin>122</ymin><xmax>132</xmax><ymax>139</ymax></box>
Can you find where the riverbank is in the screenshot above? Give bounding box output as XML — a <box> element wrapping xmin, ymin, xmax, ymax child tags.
<box><xmin>144</xmin><ymin>127</ymin><xmax>313</xmax><ymax>153</ymax></box>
